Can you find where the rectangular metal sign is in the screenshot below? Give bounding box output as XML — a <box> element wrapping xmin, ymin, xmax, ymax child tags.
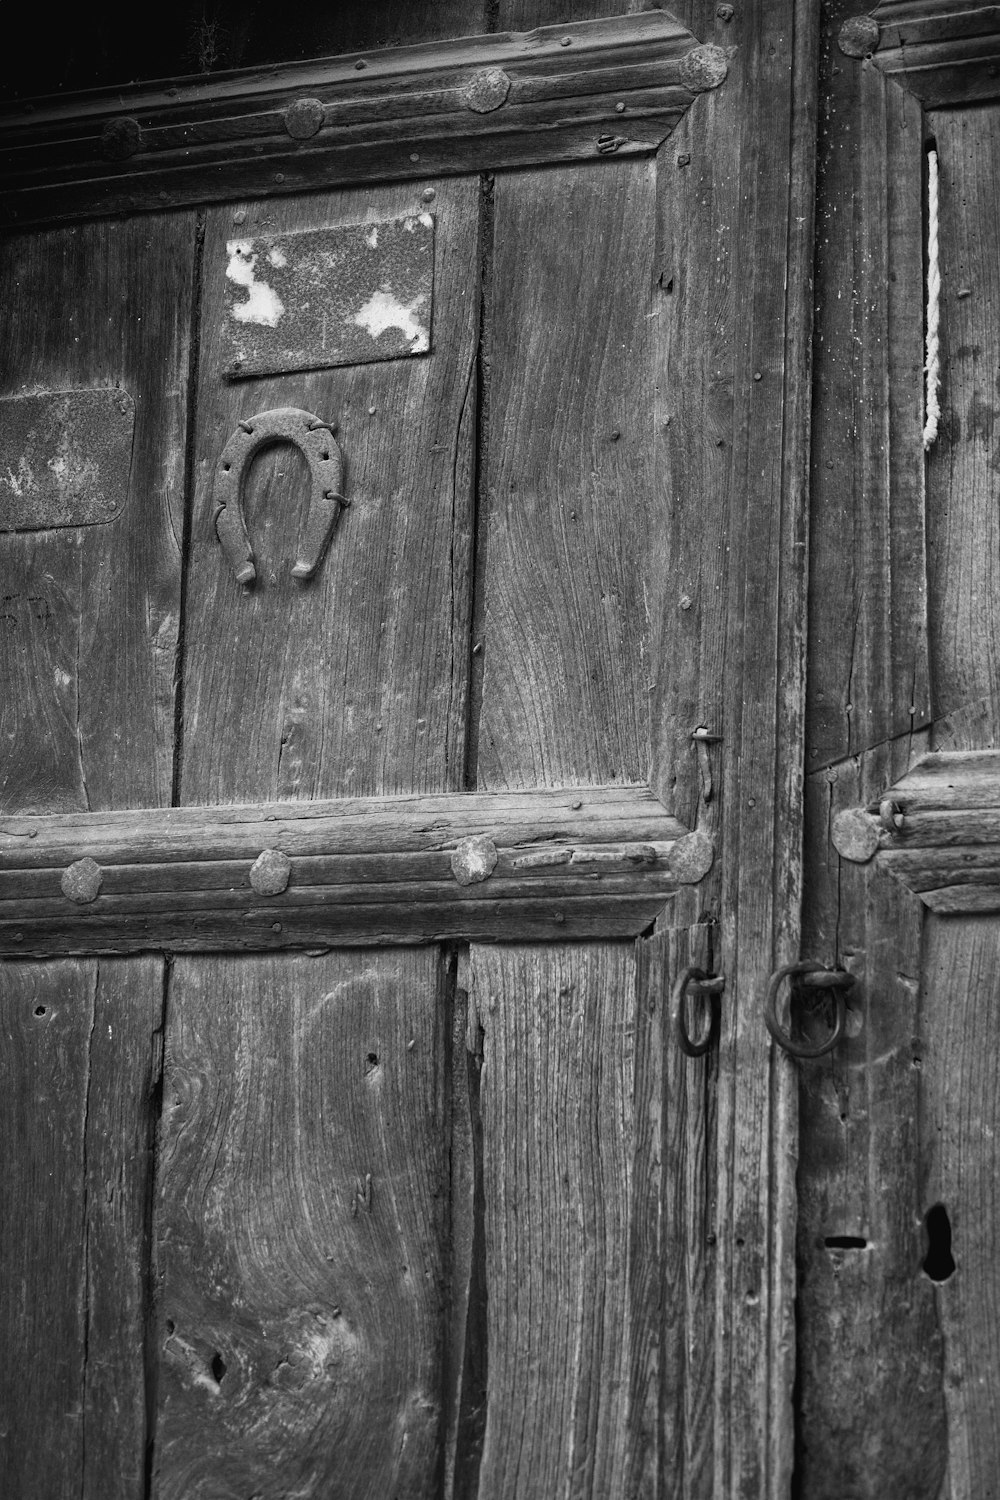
<box><xmin>223</xmin><ymin>214</ymin><xmax>434</xmax><ymax>378</ymax></box>
<box><xmin>0</xmin><ymin>388</ymin><xmax>135</xmax><ymax>532</ymax></box>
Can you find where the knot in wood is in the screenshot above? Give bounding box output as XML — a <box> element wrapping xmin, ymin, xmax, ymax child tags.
<box><xmin>463</xmin><ymin>68</ymin><xmax>511</xmax><ymax>114</ymax></box>
<box><xmin>283</xmin><ymin>98</ymin><xmax>325</xmax><ymax>140</ymax></box>
<box><xmin>249</xmin><ymin>848</ymin><xmax>292</xmax><ymax>896</ymax></box>
<box><xmin>61</xmin><ymin>857</ymin><xmax>103</xmax><ymax>904</ymax></box>
<box><xmin>680</xmin><ymin>44</ymin><xmax>729</xmax><ymax>93</ymax></box>
<box><xmin>831</xmin><ymin>807</ymin><xmax>881</xmax><ymax>864</ymax></box>
<box><xmin>838</xmin><ymin>15</ymin><xmax>880</xmax><ymax>59</ymax></box>
<box><xmin>451</xmin><ymin>835</ymin><xmax>498</xmax><ymax>886</ymax></box>
<box><xmin>101</xmin><ymin>117</ymin><xmax>143</xmax><ymax>161</ymax></box>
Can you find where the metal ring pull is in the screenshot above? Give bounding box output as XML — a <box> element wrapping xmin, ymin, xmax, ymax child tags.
<box><xmin>763</xmin><ymin>961</ymin><xmax>854</xmax><ymax>1059</ymax></box>
<box><xmin>672</xmin><ymin>966</ymin><xmax>724</xmax><ymax>1057</ymax></box>
<box><xmin>213</xmin><ymin>407</ymin><xmax>347</xmax><ymax>585</ymax></box>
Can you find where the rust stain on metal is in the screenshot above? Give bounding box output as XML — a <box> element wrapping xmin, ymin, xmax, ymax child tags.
<box><xmin>223</xmin><ymin>216</ymin><xmax>434</xmax><ymax>378</ymax></box>
<box><xmin>451</xmin><ymin>836</ymin><xmax>498</xmax><ymax>886</ymax></box>
<box><xmin>0</xmin><ymin>389</ymin><xmax>135</xmax><ymax>533</ymax></box>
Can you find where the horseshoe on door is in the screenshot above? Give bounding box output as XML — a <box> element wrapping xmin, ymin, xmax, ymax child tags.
<box><xmin>213</xmin><ymin>407</ymin><xmax>347</xmax><ymax>585</ymax></box>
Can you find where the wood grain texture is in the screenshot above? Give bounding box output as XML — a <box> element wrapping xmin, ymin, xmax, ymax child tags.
<box><xmin>0</xmin><ymin>14</ymin><xmax>714</xmax><ymax>230</ymax></box>
<box><xmin>920</xmin><ymin>914</ymin><xmax>1000</xmax><ymax>1500</ymax></box>
<box><xmin>0</xmin><ymin>210</ymin><xmax>192</xmax><ymax>1497</ymax></box>
<box><xmin>179</xmin><ymin>177</ymin><xmax>478</xmax><ymax>805</ymax></box>
<box><xmin>797</xmin><ymin>737</ymin><xmax>949</xmax><ymax>1500</ymax></box>
<box><xmin>471</xmin><ymin>942</ymin><xmax>634</xmax><ymax>1498</ymax></box>
<box><xmin>477</xmin><ymin>158</ymin><xmax>655</xmax><ymax>790</ymax></box>
<box><xmin>153</xmin><ymin>950</ymin><xmax>447</xmax><ymax>1500</ymax></box>
<box><xmin>0</xmin><ymin>786</ymin><xmax>704</xmax><ymax>954</ymax></box>
<box><xmin>926</xmin><ymin>104</ymin><xmax>1000</xmax><ymax>724</ymax></box>
<box><xmin>651</xmin><ymin>4</ymin><xmax>819</xmax><ymax>1494</ymax></box>
<box><xmin>806</xmin><ymin>24</ymin><xmax>929</xmax><ymax>771</ymax></box>
<box><xmin>0</xmin><ymin>214</ymin><xmax>195</xmax><ymax>814</ymax></box>
<box><xmin>628</xmin><ymin>926</ymin><xmax>718</xmax><ymax>1500</ymax></box>
<box><xmin>0</xmin><ymin>958</ymin><xmax>163</xmax><ymax>1500</ymax></box>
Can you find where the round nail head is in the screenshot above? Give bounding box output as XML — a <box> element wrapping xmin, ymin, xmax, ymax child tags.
<box><xmin>61</xmin><ymin>857</ymin><xmax>104</xmax><ymax>904</ymax></box>
<box><xmin>250</xmin><ymin>848</ymin><xmax>292</xmax><ymax>896</ymax></box>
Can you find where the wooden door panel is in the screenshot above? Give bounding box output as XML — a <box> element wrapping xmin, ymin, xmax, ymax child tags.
<box><xmin>180</xmin><ymin>176</ymin><xmax>480</xmax><ymax>805</ymax></box>
<box><xmin>477</xmin><ymin>159</ymin><xmax>654</xmax><ymax>790</ymax></box>
<box><xmin>154</xmin><ymin>949</ymin><xmax>448</xmax><ymax>1499</ymax></box>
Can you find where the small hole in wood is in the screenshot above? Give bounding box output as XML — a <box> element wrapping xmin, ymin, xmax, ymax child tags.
<box><xmin>211</xmin><ymin>1352</ymin><xmax>227</xmax><ymax>1384</ymax></box>
<box><xmin>824</xmin><ymin>1235</ymin><xmax>868</xmax><ymax>1251</ymax></box>
<box><xmin>923</xmin><ymin>1203</ymin><xmax>956</xmax><ymax>1283</ymax></box>
<box><xmin>364</xmin><ymin>1052</ymin><xmax>379</xmax><ymax>1074</ymax></box>
<box><xmin>34</xmin><ymin>1005</ymin><xmax>46</xmax><ymax>1017</ymax></box>
<box><xmin>165</xmin><ymin>1319</ymin><xmax>175</xmax><ymax>1335</ymax></box>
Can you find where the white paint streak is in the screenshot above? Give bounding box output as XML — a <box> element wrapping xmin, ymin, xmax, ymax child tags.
<box><xmin>225</xmin><ymin>239</ymin><xmax>284</xmax><ymax>328</ymax></box>
<box><xmin>267</xmin><ymin>245</ymin><xmax>288</xmax><ymax>268</ymax></box>
<box><xmin>365</xmin><ymin>225</ymin><xmax>379</xmax><ymax>249</ymax></box>
<box><xmin>352</xmin><ymin>291</ymin><xmax>429</xmax><ymax>352</ymax></box>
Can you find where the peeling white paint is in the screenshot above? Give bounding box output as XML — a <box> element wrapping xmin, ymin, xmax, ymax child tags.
<box><xmin>365</xmin><ymin>225</ymin><xmax>379</xmax><ymax>249</ymax></box>
<box><xmin>267</xmin><ymin>245</ymin><xmax>288</xmax><ymax>268</ymax></box>
<box><xmin>225</xmin><ymin>239</ymin><xmax>284</xmax><ymax>327</ymax></box>
<box><xmin>352</xmin><ymin>290</ymin><xmax>429</xmax><ymax>351</ymax></box>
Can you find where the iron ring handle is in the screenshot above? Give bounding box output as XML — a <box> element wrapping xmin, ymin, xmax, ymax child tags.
<box><xmin>764</xmin><ymin>961</ymin><xmax>853</xmax><ymax>1059</ymax></box>
<box><xmin>672</xmin><ymin>966</ymin><xmax>724</xmax><ymax>1058</ymax></box>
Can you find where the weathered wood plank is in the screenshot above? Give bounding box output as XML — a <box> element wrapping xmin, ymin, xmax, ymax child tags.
<box><xmin>651</xmin><ymin>4</ymin><xmax>820</xmax><ymax>1493</ymax></box>
<box><xmin>806</xmin><ymin>44</ymin><xmax>929</xmax><ymax>770</ymax></box>
<box><xmin>627</xmin><ymin>926</ymin><xmax>717</xmax><ymax>1500</ymax></box>
<box><xmin>179</xmin><ymin>176</ymin><xmax>479</xmax><ymax>804</ymax></box>
<box><xmin>797</xmin><ymin>739</ymin><xmax>948</xmax><ymax>1500</ymax></box>
<box><xmin>477</xmin><ymin>158</ymin><xmax>655</xmax><ymax>790</ymax></box>
<box><xmin>153</xmin><ymin>950</ymin><xmax>448</xmax><ymax>1499</ymax></box>
<box><xmin>471</xmin><ymin>942</ymin><xmax>634</xmax><ymax>1497</ymax></box>
<box><xmin>0</xmin><ymin>14</ymin><xmax>723</xmax><ymax>230</ymax></box>
<box><xmin>0</xmin><ymin>784</ymin><xmax>709</xmax><ymax>954</ymax></box>
<box><xmin>0</xmin><ymin>784</ymin><xmax>690</xmax><ymax>864</ymax></box>
<box><xmin>871</xmin><ymin>1</ymin><xmax>1000</xmax><ymax>108</ymax></box>
<box><xmin>926</xmin><ymin>104</ymin><xmax>1000</xmax><ymax>725</ymax></box>
<box><xmin>0</xmin><ymin>957</ymin><xmax>164</xmax><ymax>1500</ymax></box>
<box><xmin>157</xmin><ymin>169</ymin><xmax>481</xmax><ymax>1493</ymax></box>
<box><xmin>919</xmin><ymin>914</ymin><xmax>1000</xmax><ymax>1497</ymax></box>
<box><xmin>0</xmin><ymin>215</ymin><xmax>195</xmax><ymax>814</ymax></box>
<box><xmin>0</xmin><ymin>212</ymin><xmax>194</xmax><ymax>1497</ymax></box>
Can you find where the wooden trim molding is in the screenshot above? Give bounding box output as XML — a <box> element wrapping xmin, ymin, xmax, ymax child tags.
<box><xmin>0</xmin><ymin>784</ymin><xmax>713</xmax><ymax>955</ymax></box>
<box><xmin>832</xmin><ymin>751</ymin><xmax>1000</xmax><ymax>912</ymax></box>
<box><xmin>841</xmin><ymin>2</ymin><xmax>1000</xmax><ymax>106</ymax></box>
<box><xmin>0</xmin><ymin>14</ymin><xmax>728</xmax><ymax>230</ymax></box>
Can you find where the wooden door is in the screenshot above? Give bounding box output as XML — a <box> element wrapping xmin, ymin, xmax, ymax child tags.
<box><xmin>0</xmin><ymin>4</ymin><xmax>814</xmax><ymax>1497</ymax></box>
<box><xmin>798</xmin><ymin>3</ymin><xmax>1000</xmax><ymax>1495</ymax></box>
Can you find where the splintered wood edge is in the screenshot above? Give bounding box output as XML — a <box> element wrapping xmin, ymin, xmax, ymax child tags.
<box><xmin>0</xmin><ymin>15</ymin><xmax>729</xmax><ymax>229</ymax></box>
<box><xmin>834</xmin><ymin>751</ymin><xmax>1000</xmax><ymax>911</ymax></box>
<box><xmin>0</xmin><ymin>783</ymin><xmax>713</xmax><ymax>954</ymax></box>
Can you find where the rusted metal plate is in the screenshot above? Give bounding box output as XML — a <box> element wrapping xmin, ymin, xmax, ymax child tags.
<box><xmin>223</xmin><ymin>215</ymin><xmax>434</xmax><ymax>377</ymax></box>
<box><xmin>0</xmin><ymin>388</ymin><xmax>135</xmax><ymax>532</ymax></box>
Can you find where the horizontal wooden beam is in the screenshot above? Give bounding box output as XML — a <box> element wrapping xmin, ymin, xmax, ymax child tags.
<box><xmin>0</xmin><ymin>784</ymin><xmax>712</xmax><ymax>955</ymax></box>
<box><xmin>860</xmin><ymin>2</ymin><xmax>1000</xmax><ymax>106</ymax></box>
<box><xmin>0</xmin><ymin>14</ymin><xmax>728</xmax><ymax>230</ymax></box>
<box><xmin>832</xmin><ymin>751</ymin><xmax>1000</xmax><ymax>912</ymax></box>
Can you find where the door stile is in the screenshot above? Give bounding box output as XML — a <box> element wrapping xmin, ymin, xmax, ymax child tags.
<box><xmin>653</xmin><ymin>4</ymin><xmax>820</xmax><ymax>1495</ymax></box>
